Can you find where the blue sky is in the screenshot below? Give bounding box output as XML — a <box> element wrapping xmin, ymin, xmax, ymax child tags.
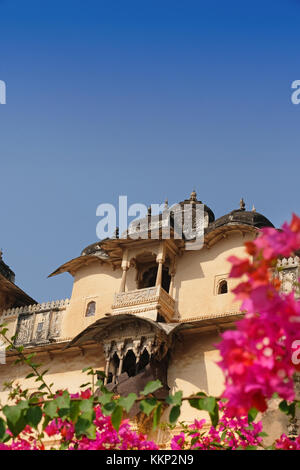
<box><xmin>0</xmin><ymin>0</ymin><xmax>300</xmax><ymax>302</ymax></box>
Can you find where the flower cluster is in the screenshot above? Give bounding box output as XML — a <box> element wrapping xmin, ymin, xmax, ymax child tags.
<box><xmin>275</xmin><ymin>434</ymin><xmax>300</xmax><ymax>450</ymax></box>
<box><xmin>218</xmin><ymin>214</ymin><xmax>300</xmax><ymax>416</ymax></box>
<box><xmin>0</xmin><ymin>405</ymin><xmax>158</xmax><ymax>450</ymax></box>
<box><xmin>171</xmin><ymin>407</ymin><xmax>264</xmax><ymax>450</ymax></box>
<box><xmin>0</xmin><ymin>426</ymin><xmax>42</xmax><ymax>450</ymax></box>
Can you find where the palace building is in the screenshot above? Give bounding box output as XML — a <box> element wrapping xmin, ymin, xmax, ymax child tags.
<box><xmin>0</xmin><ymin>192</ymin><xmax>299</xmax><ymax>445</ymax></box>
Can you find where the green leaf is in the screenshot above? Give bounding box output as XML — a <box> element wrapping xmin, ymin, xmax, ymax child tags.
<box><xmin>153</xmin><ymin>403</ymin><xmax>162</xmax><ymax>430</ymax></box>
<box><xmin>200</xmin><ymin>397</ymin><xmax>216</xmax><ymax>413</ymax></box>
<box><xmin>84</xmin><ymin>423</ymin><xmax>96</xmax><ymax>440</ymax></box>
<box><xmin>0</xmin><ymin>418</ymin><xmax>6</xmax><ymax>441</ymax></box>
<box><xmin>25</xmin><ymin>373</ymin><xmax>35</xmax><ymax>379</ymax></box>
<box><xmin>75</xmin><ymin>417</ymin><xmax>92</xmax><ymax>437</ymax></box>
<box><xmin>42</xmin><ymin>415</ymin><xmax>51</xmax><ymax>430</ymax></box>
<box><xmin>166</xmin><ymin>391</ymin><xmax>182</xmax><ymax>407</ymax></box>
<box><xmin>55</xmin><ymin>391</ymin><xmax>70</xmax><ymax>410</ymax></box>
<box><xmin>70</xmin><ymin>401</ymin><xmax>80</xmax><ymax>422</ymax></box>
<box><xmin>189</xmin><ymin>395</ymin><xmax>216</xmax><ymax>414</ymax></box>
<box><xmin>98</xmin><ymin>391</ymin><xmax>113</xmax><ymax>406</ymax></box>
<box><xmin>141</xmin><ymin>380</ymin><xmax>162</xmax><ymax>396</ymax></box>
<box><xmin>118</xmin><ymin>393</ymin><xmax>137</xmax><ymax>413</ymax></box>
<box><xmin>169</xmin><ymin>405</ymin><xmax>181</xmax><ymax>424</ymax></box>
<box><xmin>111</xmin><ymin>406</ymin><xmax>123</xmax><ymax>431</ymax></box>
<box><xmin>248</xmin><ymin>407</ymin><xmax>258</xmax><ymax>423</ymax></box>
<box><xmin>279</xmin><ymin>400</ymin><xmax>296</xmax><ymax>418</ymax></box>
<box><xmin>44</xmin><ymin>400</ymin><xmax>58</xmax><ymax>419</ymax></box>
<box><xmin>26</xmin><ymin>406</ymin><xmax>42</xmax><ymax>428</ymax></box>
<box><xmin>209</xmin><ymin>403</ymin><xmax>219</xmax><ymax>427</ymax></box>
<box><xmin>96</xmin><ymin>370</ymin><xmax>106</xmax><ymax>378</ymax></box>
<box><xmin>79</xmin><ymin>398</ymin><xmax>94</xmax><ymax>414</ymax></box>
<box><xmin>102</xmin><ymin>401</ymin><xmax>116</xmax><ymax>416</ymax></box>
<box><xmin>3</xmin><ymin>404</ymin><xmax>27</xmax><ymax>437</ymax></box>
<box><xmin>140</xmin><ymin>398</ymin><xmax>157</xmax><ymax>416</ymax></box>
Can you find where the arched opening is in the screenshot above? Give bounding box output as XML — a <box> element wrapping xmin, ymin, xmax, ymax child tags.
<box><xmin>122</xmin><ymin>350</ymin><xmax>137</xmax><ymax>377</ymax></box>
<box><xmin>140</xmin><ymin>266</ymin><xmax>171</xmax><ymax>292</ymax></box>
<box><xmin>218</xmin><ymin>280</ymin><xmax>228</xmax><ymax>295</ymax></box>
<box><xmin>142</xmin><ymin>266</ymin><xmax>157</xmax><ymax>288</ymax></box>
<box><xmin>85</xmin><ymin>301</ymin><xmax>96</xmax><ymax>317</ymax></box>
<box><xmin>136</xmin><ymin>349</ymin><xmax>150</xmax><ymax>374</ymax></box>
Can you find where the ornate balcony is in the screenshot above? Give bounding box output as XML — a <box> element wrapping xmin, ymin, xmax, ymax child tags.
<box><xmin>111</xmin><ymin>286</ymin><xmax>175</xmax><ymax>322</ymax></box>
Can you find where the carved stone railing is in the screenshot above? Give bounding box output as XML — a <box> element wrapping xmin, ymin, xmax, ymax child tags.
<box><xmin>0</xmin><ymin>299</ymin><xmax>69</xmax><ymax>347</ymax></box>
<box><xmin>111</xmin><ymin>286</ymin><xmax>175</xmax><ymax>322</ymax></box>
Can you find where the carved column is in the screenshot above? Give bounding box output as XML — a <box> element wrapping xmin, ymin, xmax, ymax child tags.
<box><xmin>120</xmin><ymin>266</ymin><xmax>129</xmax><ymax>292</ymax></box>
<box><xmin>116</xmin><ymin>341</ymin><xmax>125</xmax><ymax>382</ymax></box>
<box><xmin>155</xmin><ymin>244</ymin><xmax>166</xmax><ymax>288</ymax></box>
<box><xmin>117</xmin><ymin>354</ymin><xmax>124</xmax><ymax>379</ymax></box>
<box><xmin>104</xmin><ymin>357</ymin><xmax>110</xmax><ymax>385</ymax></box>
<box><xmin>103</xmin><ymin>343</ymin><xmax>111</xmax><ymax>385</ymax></box>
<box><xmin>155</xmin><ymin>259</ymin><xmax>163</xmax><ymax>287</ymax></box>
<box><xmin>120</xmin><ymin>249</ymin><xmax>130</xmax><ymax>293</ymax></box>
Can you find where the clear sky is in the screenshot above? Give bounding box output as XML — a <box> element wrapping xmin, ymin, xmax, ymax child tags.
<box><xmin>0</xmin><ymin>0</ymin><xmax>300</xmax><ymax>302</ymax></box>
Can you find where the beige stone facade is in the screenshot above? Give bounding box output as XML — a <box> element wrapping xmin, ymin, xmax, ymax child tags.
<box><xmin>0</xmin><ymin>193</ymin><xmax>299</xmax><ymax>445</ymax></box>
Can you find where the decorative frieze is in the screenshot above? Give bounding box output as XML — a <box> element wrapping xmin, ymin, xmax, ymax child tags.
<box><xmin>0</xmin><ymin>298</ymin><xmax>70</xmax><ymax>320</ymax></box>
<box><xmin>0</xmin><ymin>299</ymin><xmax>69</xmax><ymax>347</ymax></box>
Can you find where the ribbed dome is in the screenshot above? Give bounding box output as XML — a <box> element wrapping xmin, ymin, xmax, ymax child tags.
<box><xmin>208</xmin><ymin>207</ymin><xmax>274</xmax><ymax>232</ymax></box>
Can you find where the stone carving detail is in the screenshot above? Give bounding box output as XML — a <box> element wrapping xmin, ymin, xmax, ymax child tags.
<box><xmin>0</xmin><ymin>298</ymin><xmax>70</xmax><ymax>320</ymax></box>
<box><xmin>113</xmin><ymin>287</ymin><xmax>159</xmax><ymax>306</ymax></box>
<box><xmin>15</xmin><ymin>314</ymin><xmax>35</xmax><ymax>345</ymax></box>
<box><xmin>13</xmin><ymin>302</ymin><xmax>66</xmax><ymax>346</ymax></box>
<box><xmin>277</xmin><ymin>257</ymin><xmax>299</xmax><ymax>297</ymax></box>
<box><xmin>112</xmin><ymin>286</ymin><xmax>175</xmax><ymax>322</ymax></box>
<box><xmin>102</xmin><ymin>326</ymin><xmax>169</xmax><ymax>386</ymax></box>
<box><xmin>49</xmin><ymin>311</ymin><xmax>63</xmax><ymax>338</ymax></box>
<box><xmin>35</xmin><ymin>312</ymin><xmax>50</xmax><ymax>343</ymax></box>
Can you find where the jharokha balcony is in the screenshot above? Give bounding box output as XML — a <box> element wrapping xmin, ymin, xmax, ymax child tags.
<box><xmin>111</xmin><ymin>285</ymin><xmax>175</xmax><ymax>322</ymax></box>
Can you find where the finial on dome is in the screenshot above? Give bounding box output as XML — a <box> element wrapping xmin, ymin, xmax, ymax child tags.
<box><xmin>240</xmin><ymin>198</ymin><xmax>246</xmax><ymax>211</ymax></box>
<box><xmin>252</xmin><ymin>205</ymin><xmax>256</xmax><ymax>212</ymax></box>
<box><xmin>164</xmin><ymin>199</ymin><xmax>168</xmax><ymax>210</ymax></box>
<box><xmin>190</xmin><ymin>190</ymin><xmax>197</xmax><ymax>202</ymax></box>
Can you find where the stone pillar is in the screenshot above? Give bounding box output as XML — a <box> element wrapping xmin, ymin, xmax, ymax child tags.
<box><xmin>104</xmin><ymin>357</ymin><xmax>110</xmax><ymax>385</ymax></box>
<box><xmin>155</xmin><ymin>259</ymin><xmax>163</xmax><ymax>287</ymax></box>
<box><xmin>155</xmin><ymin>244</ymin><xmax>166</xmax><ymax>288</ymax></box>
<box><xmin>169</xmin><ymin>274</ymin><xmax>175</xmax><ymax>297</ymax></box>
<box><xmin>103</xmin><ymin>344</ymin><xmax>111</xmax><ymax>385</ymax></box>
<box><xmin>120</xmin><ymin>249</ymin><xmax>130</xmax><ymax>293</ymax></box>
<box><xmin>120</xmin><ymin>266</ymin><xmax>129</xmax><ymax>292</ymax></box>
<box><xmin>117</xmin><ymin>354</ymin><xmax>124</xmax><ymax>379</ymax></box>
